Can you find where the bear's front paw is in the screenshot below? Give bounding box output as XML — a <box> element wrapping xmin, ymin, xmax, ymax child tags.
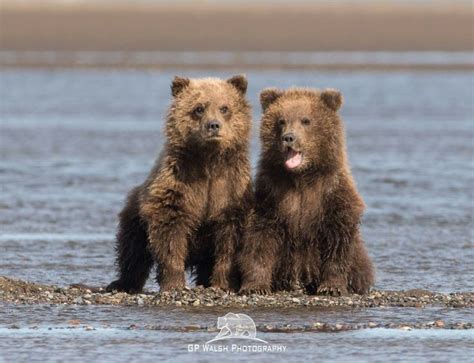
<box><xmin>316</xmin><ymin>283</ymin><xmax>348</xmax><ymax>297</ymax></box>
<box><xmin>238</xmin><ymin>284</ymin><xmax>271</xmax><ymax>295</ymax></box>
<box><xmin>106</xmin><ymin>280</ymin><xmax>142</xmax><ymax>294</ymax></box>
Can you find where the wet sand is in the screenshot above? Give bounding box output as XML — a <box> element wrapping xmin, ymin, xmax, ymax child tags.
<box><xmin>2</xmin><ymin>1</ymin><xmax>472</xmax><ymax>53</ymax></box>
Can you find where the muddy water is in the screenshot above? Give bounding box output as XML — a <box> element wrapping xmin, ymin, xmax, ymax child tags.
<box><xmin>1</xmin><ymin>67</ymin><xmax>473</xmax><ymax>361</ymax></box>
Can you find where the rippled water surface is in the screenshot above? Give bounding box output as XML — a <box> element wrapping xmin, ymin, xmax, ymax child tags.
<box><xmin>1</xmin><ymin>67</ymin><xmax>473</xmax><ymax>361</ymax></box>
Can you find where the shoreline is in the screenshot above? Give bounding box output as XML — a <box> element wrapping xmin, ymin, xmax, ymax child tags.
<box><xmin>1</xmin><ymin>277</ymin><xmax>472</xmax><ymax>309</ymax></box>
<box><xmin>3</xmin><ymin>63</ymin><xmax>472</xmax><ymax>72</ymax></box>
<box><xmin>1</xmin><ymin>51</ymin><xmax>473</xmax><ymax>71</ymax></box>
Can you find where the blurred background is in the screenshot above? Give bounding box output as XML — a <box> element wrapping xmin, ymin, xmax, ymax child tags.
<box><xmin>0</xmin><ymin>1</ymin><xmax>473</xmax><ymax>361</ymax></box>
<box><xmin>1</xmin><ymin>0</ymin><xmax>473</xmax><ymax>68</ymax></box>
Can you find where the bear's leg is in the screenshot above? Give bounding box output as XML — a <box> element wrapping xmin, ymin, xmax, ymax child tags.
<box><xmin>272</xmin><ymin>243</ymin><xmax>301</xmax><ymax>291</ymax></box>
<box><xmin>316</xmin><ymin>208</ymin><xmax>365</xmax><ymax>296</ymax></box>
<box><xmin>210</xmin><ymin>217</ymin><xmax>241</xmax><ymax>291</ymax></box>
<box><xmin>238</xmin><ymin>220</ymin><xmax>280</xmax><ymax>294</ymax></box>
<box><xmin>147</xmin><ymin>215</ymin><xmax>192</xmax><ymax>291</ymax></box>
<box><xmin>107</xmin><ymin>189</ymin><xmax>154</xmax><ymax>294</ymax></box>
<box><xmin>348</xmin><ymin>237</ymin><xmax>375</xmax><ymax>294</ymax></box>
<box><xmin>318</xmin><ymin>235</ymin><xmax>352</xmax><ymax>297</ymax></box>
<box><xmin>300</xmin><ymin>244</ymin><xmax>322</xmax><ymax>294</ymax></box>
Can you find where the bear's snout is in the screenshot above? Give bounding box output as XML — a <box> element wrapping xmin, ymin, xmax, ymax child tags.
<box><xmin>206</xmin><ymin>120</ymin><xmax>222</xmax><ymax>134</ymax></box>
<box><xmin>282</xmin><ymin>132</ymin><xmax>296</xmax><ymax>145</ymax></box>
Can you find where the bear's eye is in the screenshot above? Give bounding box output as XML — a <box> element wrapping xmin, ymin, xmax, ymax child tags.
<box><xmin>302</xmin><ymin>118</ymin><xmax>311</xmax><ymax>126</ymax></box>
<box><xmin>193</xmin><ymin>106</ymin><xmax>205</xmax><ymax>117</ymax></box>
<box><xmin>278</xmin><ymin>119</ymin><xmax>286</xmax><ymax>126</ymax></box>
<box><xmin>220</xmin><ymin>106</ymin><xmax>229</xmax><ymax>114</ymax></box>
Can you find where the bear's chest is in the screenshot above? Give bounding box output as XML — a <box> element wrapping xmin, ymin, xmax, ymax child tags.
<box><xmin>189</xmin><ymin>168</ymin><xmax>241</xmax><ymax>221</ymax></box>
<box><xmin>204</xmin><ymin>172</ymin><xmax>234</xmax><ymax>219</ymax></box>
<box><xmin>276</xmin><ymin>184</ymin><xmax>324</xmax><ymax>238</ymax></box>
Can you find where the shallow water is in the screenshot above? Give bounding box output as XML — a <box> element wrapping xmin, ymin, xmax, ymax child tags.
<box><xmin>0</xmin><ymin>67</ymin><xmax>473</xmax><ymax>361</ymax></box>
<box><xmin>1</xmin><ymin>303</ymin><xmax>473</xmax><ymax>362</ymax></box>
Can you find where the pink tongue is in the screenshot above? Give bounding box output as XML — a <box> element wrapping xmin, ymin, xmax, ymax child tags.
<box><xmin>285</xmin><ymin>150</ymin><xmax>302</xmax><ymax>169</ymax></box>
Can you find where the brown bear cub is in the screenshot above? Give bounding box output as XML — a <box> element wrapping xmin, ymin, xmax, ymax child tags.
<box><xmin>238</xmin><ymin>88</ymin><xmax>374</xmax><ymax>296</ymax></box>
<box><xmin>107</xmin><ymin>75</ymin><xmax>252</xmax><ymax>293</ymax></box>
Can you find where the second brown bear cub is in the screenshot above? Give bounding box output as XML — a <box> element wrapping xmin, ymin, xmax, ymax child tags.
<box><xmin>107</xmin><ymin>75</ymin><xmax>252</xmax><ymax>293</ymax></box>
<box><xmin>239</xmin><ymin>87</ymin><xmax>374</xmax><ymax>295</ymax></box>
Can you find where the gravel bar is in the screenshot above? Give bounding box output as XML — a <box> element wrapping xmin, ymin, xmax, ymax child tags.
<box><xmin>1</xmin><ymin>276</ymin><xmax>473</xmax><ymax>309</ymax></box>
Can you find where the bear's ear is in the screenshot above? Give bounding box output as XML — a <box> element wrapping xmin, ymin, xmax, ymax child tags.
<box><xmin>227</xmin><ymin>74</ymin><xmax>248</xmax><ymax>95</ymax></box>
<box><xmin>260</xmin><ymin>88</ymin><xmax>283</xmax><ymax>112</ymax></box>
<box><xmin>320</xmin><ymin>89</ymin><xmax>343</xmax><ymax>111</ymax></box>
<box><xmin>171</xmin><ymin>76</ymin><xmax>190</xmax><ymax>97</ymax></box>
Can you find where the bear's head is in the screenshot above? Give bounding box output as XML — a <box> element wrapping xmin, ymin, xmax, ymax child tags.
<box><xmin>259</xmin><ymin>87</ymin><xmax>345</xmax><ymax>175</ymax></box>
<box><xmin>166</xmin><ymin>75</ymin><xmax>251</xmax><ymax>152</ymax></box>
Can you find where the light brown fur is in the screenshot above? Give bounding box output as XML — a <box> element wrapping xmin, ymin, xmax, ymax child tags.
<box><xmin>107</xmin><ymin>75</ymin><xmax>252</xmax><ymax>293</ymax></box>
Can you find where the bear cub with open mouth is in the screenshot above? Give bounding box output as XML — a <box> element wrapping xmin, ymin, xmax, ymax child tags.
<box><xmin>238</xmin><ymin>87</ymin><xmax>374</xmax><ymax>295</ymax></box>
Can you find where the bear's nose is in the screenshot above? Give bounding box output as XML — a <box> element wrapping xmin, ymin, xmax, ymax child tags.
<box><xmin>207</xmin><ymin>120</ymin><xmax>221</xmax><ymax>132</ymax></box>
<box><xmin>282</xmin><ymin>133</ymin><xmax>295</xmax><ymax>144</ymax></box>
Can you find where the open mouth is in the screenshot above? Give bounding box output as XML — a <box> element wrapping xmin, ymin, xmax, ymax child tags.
<box><xmin>284</xmin><ymin>147</ymin><xmax>303</xmax><ymax>169</ymax></box>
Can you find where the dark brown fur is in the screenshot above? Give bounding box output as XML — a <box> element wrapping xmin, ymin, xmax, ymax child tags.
<box><xmin>238</xmin><ymin>87</ymin><xmax>374</xmax><ymax>296</ymax></box>
<box><xmin>107</xmin><ymin>75</ymin><xmax>252</xmax><ymax>293</ymax></box>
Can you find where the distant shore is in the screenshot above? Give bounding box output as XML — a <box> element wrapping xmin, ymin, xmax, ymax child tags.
<box><xmin>1</xmin><ymin>50</ymin><xmax>473</xmax><ymax>70</ymax></box>
<box><xmin>1</xmin><ymin>2</ymin><xmax>472</xmax><ymax>53</ymax></box>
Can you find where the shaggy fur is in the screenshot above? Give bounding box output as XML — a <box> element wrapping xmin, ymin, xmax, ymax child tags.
<box><xmin>238</xmin><ymin>87</ymin><xmax>374</xmax><ymax>296</ymax></box>
<box><xmin>107</xmin><ymin>75</ymin><xmax>253</xmax><ymax>293</ymax></box>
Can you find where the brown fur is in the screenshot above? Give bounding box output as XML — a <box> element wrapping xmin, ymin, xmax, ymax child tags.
<box><xmin>238</xmin><ymin>87</ymin><xmax>374</xmax><ymax>296</ymax></box>
<box><xmin>107</xmin><ymin>75</ymin><xmax>252</xmax><ymax>293</ymax></box>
